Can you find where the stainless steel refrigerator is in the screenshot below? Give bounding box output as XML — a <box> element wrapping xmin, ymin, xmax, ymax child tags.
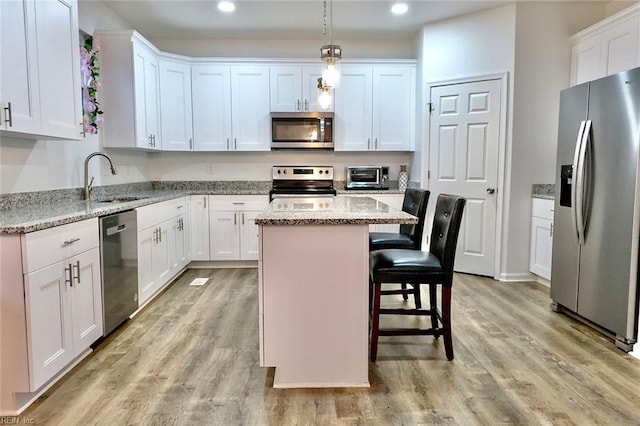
<box><xmin>551</xmin><ymin>67</ymin><xmax>640</xmax><ymax>352</ymax></box>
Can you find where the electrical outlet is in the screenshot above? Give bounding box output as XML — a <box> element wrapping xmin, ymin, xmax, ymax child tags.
<box><xmin>207</xmin><ymin>165</ymin><xmax>215</xmax><ymax>175</ymax></box>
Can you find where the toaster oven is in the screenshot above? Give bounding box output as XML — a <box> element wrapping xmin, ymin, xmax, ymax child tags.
<box><xmin>346</xmin><ymin>166</ymin><xmax>390</xmax><ymax>190</ymax></box>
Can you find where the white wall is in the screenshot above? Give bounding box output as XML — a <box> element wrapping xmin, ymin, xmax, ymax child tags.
<box><xmin>416</xmin><ymin>3</ymin><xmax>605</xmax><ymax>280</ymax></box>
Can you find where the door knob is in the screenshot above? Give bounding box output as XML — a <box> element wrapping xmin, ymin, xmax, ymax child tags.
<box><xmin>486</xmin><ymin>187</ymin><xmax>496</xmax><ymax>194</ymax></box>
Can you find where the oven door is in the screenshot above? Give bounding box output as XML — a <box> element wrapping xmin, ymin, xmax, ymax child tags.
<box><xmin>347</xmin><ymin>167</ymin><xmax>381</xmax><ymax>189</ymax></box>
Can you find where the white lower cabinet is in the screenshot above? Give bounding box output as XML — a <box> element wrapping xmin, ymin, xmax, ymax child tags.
<box><xmin>0</xmin><ymin>218</ymin><xmax>103</xmax><ymax>396</ymax></box>
<box><xmin>136</xmin><ymin>197</ymin><xmax>190</xmax><ymax>306</ymax></box>
<box><xmin>209</xmin><ymin>195</ymin><xmax>269</xmax><ymax>261</ymax></box>
<box><xmin>189</xmin><ymin>195</ymin><xmax>211</xmax><ymax>260</ymax></box>
<box><xmin>529</xmin><ymin>198</ymin><xmax>554</xmax><ymax>282</ymax></box>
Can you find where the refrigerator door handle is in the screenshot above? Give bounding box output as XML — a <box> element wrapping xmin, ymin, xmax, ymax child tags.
<box><xmin>575</xmin><ymin>119</ymin><xmax>592</xmax><ymax>245</ymax></box>
<box><xmin>571</xmin><ymin>120</ymin><xmax>587</xmax><ymax>243</ymax></box>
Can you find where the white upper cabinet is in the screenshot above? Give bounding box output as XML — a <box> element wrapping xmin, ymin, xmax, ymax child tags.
<box><xmin>270</xmin><ymin>64</ymin><xmax>329</xmax><ymax>112</ymax></box>
<box><xmin>570</xmin><ymin>4</ymin><xmax>640</xmax><ymax>86</ymax></box>
<box><xmin>98</xmin><ymin>31</ymin><xmax>162</xmax><ymax>150</ymax></box>
<box><xmin>335</xmin><ymin>64</ymin><xmax>414</xmax><ymax>151</ymax></box>
<box><xmin>0</xmin><ymin>0</ymin><xmax>82</xmax><ymax>139</ymax></box>
<box><xmin>230</xmin><ymin>65</ymin><xmax>271</xmax><ymax>151</ymax></box>
<box><xmin>159</xmin><ymin>58</ymin><xmax>193</xmax><ymax>151</ymax></box>
<box><xmin>191</xmin><ymin>65</ymin><xmax>232</xmax><ymax>151</ymax></box>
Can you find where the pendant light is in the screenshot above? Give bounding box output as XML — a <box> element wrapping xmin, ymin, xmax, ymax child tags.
<box><xmin>320</xmin><ymin>0</ymin><xmax>341</xmax><ymax>88</ymax></box>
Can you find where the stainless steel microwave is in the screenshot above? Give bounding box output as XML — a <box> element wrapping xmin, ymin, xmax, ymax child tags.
<box><xmin>346</xmin><ymin>166</ymin><xmax>390</xmax><ymax>190</ymax></box>
<box><xmin>271</xmin><ymin>112</ymin><xmax>334</xmax><ymax>150</ymax></box>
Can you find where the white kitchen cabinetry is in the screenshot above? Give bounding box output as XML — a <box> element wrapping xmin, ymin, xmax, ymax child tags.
<box><xmin>0</xmin><ymin>0</ymin><xmax>82</xmax><ymax>140</ymax></box>
<box><xmin>191</xmin><ymin>64</ymin><xmax>270</xmax><ymax>151</ymax></box>
<box><xmin>190</xmin><ymin>195</ymin><xmax>211</xmax><ymax>260</ymax></box>
<box><xmin>209</xmin><ymin>195</ymin><xmax>269</xmax><ymax>260</ymax></box>
<box><xmin>191</xmin><ymin>65</ymin><xmax>232</xmax><ymax>151</ymax></box>
<box><xmin>13</xmin><ymin>218</ymin><xmax>102</xmax><ymax>391</ymax></box>
<box><xmin>335</xmin><ymin>64</ymin><xmax>414</xmax><ymax>151</ymax></box>
<box><xmin>570</xmin><ymin>4</ymin><xmax>640</xmax><ymax>86</ymax></box>
<box><xmin>159</xmin><ymin>58</ymin><xmax>193</xmax><ymax>151</ymax></box>
<box><xmin>231</xmin><ymin>66</ymin><xmax>271</xmax><ymax>151</ymax></box>
<box><xmin>270</xmin><ymin>64</ymin><xmax>329</xmax><ymax>112</ymax></box>
<box><xmin>97</xmin><ymin>31</ymin><xmax>162</xmax><ymax>150</ymax></box>
<box><xmin>136</xmin><ymin>197</ymin><xmax>190</xmax><ymax>305</ymax></box>
<box><xmin>529</xmin><ymin>198</ymin><xmax>554</xmax><ymax>282</ymax></box>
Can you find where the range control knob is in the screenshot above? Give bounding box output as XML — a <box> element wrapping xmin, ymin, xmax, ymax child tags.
<box><xmin>283</xmin><ymin>170</ymin><xmax>288</xmax><ymax>174</ymax></box>
<box><xmin>325</xmin><ymin>169</ymin><xmax>330</xmax><ymax>174</ymax></box>
<box><xmin>277</xmin><ymin>169</ymin><xmax>281</xmax><ymax>174</ymax></box>
<box><xmin>319</xmin><ymin>170</ymin><xmax>323</xmax><ymax>174</ymax></box>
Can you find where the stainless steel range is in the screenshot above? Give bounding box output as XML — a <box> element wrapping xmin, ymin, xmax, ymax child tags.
<box><xmin>269</xmin><ymin>166</ymin><xmax>336</xmax><ymax>201</ymax></box>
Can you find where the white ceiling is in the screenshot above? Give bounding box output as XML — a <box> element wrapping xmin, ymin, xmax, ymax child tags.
<box><xmin>101</xmin><ymin>0</ymin><xmax>529</xmax><ymax>41</ymax></box>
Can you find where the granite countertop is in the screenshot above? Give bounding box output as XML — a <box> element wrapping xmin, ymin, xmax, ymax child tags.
<box><xmin>255</xmin><ymin>196</ymin><xmax>417</xmax><ymax>226</ymax></box>
<box><xmin>0</xmin><ymin>187</ymin><xmax>268</xmax><ymax>234</ymax></box>
<box><xmin>532</xmin><ymin>184</ymin><xmax>555</xmax><ymax>200</ymax></box>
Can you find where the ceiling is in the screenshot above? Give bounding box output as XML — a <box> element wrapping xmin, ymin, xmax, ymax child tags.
<box><xmin>101</xmin><ymin>0</ymin><xmax>527</xmax><ymax>41</ymax></box>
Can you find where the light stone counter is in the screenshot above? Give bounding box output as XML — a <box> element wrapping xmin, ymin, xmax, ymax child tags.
<box><xmin>254</xmin><ymin>196</ymin><xmax>417</xmax><ymax>226</ymax></box>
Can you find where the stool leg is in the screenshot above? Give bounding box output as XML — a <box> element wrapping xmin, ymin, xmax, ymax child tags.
<box><xmin>442</xmin><ymin>286</ymin><xmax>454</xmax><ymax>360</ymax></box>
<box><xmin>429</xmin><ymin>284</ymin><xmax>438</xmax><ymax>333</ymax></box>
<box><xmin>370</xmin><ymin>281</ymin><xmax>382</xmax><ymax>362</ymax></box>
<box><xmin>401</xmin><ymin>283</ymin><xmax>409</xmax><ymax>301</ymax></box>
<box><xmin>413</xmin><ymin>284</ymin><xmax>422</xmax><ymax>309</ymax></box>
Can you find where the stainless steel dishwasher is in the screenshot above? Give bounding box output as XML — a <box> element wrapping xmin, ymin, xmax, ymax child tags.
<box><xmin>100</xmin><ymin>210</ymin><xmax>138</xmax><ymax>336</ymax></box>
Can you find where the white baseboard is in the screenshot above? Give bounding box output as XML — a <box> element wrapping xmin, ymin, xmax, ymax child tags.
<box><xmin>497</xmin><ymin>272</ymin><xmax>535</xmax><ymax>282</ymax></box>
<box><xmin>187</xmin><ymin>260</ymin><xmax>258</xmax><ymax>269</ymax></box>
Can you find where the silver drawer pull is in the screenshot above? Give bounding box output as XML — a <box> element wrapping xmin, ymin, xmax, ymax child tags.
<box><xmin>232</xmin><ymin>202</ymin><xmax>245</xmax><ymax>205</ymax></box>
<box><xmin>73</xmin><ymin>260</ymin><xmax>81</xmax><ymax>284</ymax></box>
<box><xmin>62</xmin><ymin>238</ymin><xmax>80</xmax><ymax>247</ymax></box>
<box><xmin>65</xmin><ymin>264</ymin><xmax>73</xmax><ymax>287</ymax></box>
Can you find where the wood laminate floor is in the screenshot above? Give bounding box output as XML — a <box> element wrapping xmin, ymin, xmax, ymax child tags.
<box><xmin>22</xmin><ymin>269</ymin><xmax>640</xmax><ymax>425</ymax></box>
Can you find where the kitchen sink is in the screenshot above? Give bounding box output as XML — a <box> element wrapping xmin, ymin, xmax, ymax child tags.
<box><xmin>96</xmin><ymin>196</ymin><xmax>149</xmax><ymax>203</ymax></box>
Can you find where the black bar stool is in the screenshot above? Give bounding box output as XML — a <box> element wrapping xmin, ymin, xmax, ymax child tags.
<box><xmin>369</xmin><ymin>188</ymin><xmax>430</xmax><ymax>307</ymax></box>
<box><xmin>369</xmin><ymin>194</ymin><xmax>466</xmax><ymax>361</ymax></box>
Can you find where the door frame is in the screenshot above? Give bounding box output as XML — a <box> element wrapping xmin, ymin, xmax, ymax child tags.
<box><xmin>424</xmin><ymin>72</ymin><xmax>509</xmax><ymax>279</ymax></box>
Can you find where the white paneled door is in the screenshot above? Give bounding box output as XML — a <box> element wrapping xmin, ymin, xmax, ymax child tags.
<box><xmin>428</xmin><ymin>78</ymin><xmax>501</xmax><ymax>277</ymax></box>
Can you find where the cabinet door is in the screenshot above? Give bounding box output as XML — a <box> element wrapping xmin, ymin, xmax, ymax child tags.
<box><xmin>210</xmin><ymin>210</ymin><xmax>240</xmax><ymax>260</ymax></box>
<box><xmin>170</xmin><ymin>215</ymin><xmax>188</xmax><ymax>271</ymax></box>
<box><xmin>530</xmin><ymin>217</ymin><xmax>553</xmax><ymax>280</ymax></box>
<box><xmin>137</xmin><ymin>227</ymin><xmax>156</xmax><ymax>305</ymax></box>
<box><xmin>231</xmin><ymin>66</ymin><xmax>270</xmax><ymax>151</ymax></box>
<box><xmin>160</xmin><ymin>59</ymin><xmax>193</xmax><ymax>151</ymax></box>
<box><xmin>373</xmin><ymin>66</ymin><xmax>413</xmax><ymax>151</ymax></box>
<box><xmin>239</xmin><ymin>210</ymin><xmax>261</xmax><ymax>260</ymax></box>
<box><xmin>154</xmin><ymin>223</ymin><xmax>172</xmax><ymax>285</ymax></box>
<box><xmin>334</xmin><ymin>66</ymin><xmax>372</xmax><ymax>151</ymax></box>
<box><xmin>0</xmin><ymin>0</ymin><xmax>41</xmax><ymax>134</ymax></box>
<box><xmin>570</xmin><ymin>34</ymin><xmax>602</xmax><ymax>86</ymax></box>
<box><xmin>35</xmin><ymin>0</ymin><xmax>82</xmax><ymax>140</ymax></box>
<box><xmin>68</xmin><ymin>248</ymin><xmax>103</xmax><ymax>353</ymax></box>
<box><xmin>190</xmin><ymin>195</ymin><xmax>211</xmax><ymax>260</ymax></box>
<box><xmin>270</xmin><ymin>65</ymin><xmax>302</xmax><ymax>112</ymax></box>
<box><xmin>302</xmin><ymin>65</ymin><xmax>330</xmax><ymax>112</ymax></box>
<box><xmin>24</xmin><ymin>261</ymin><xmax>73</xmax><ymax>390</ymax></box>
<box><xmin>600</xmin><ymin>17</ymin><xmax>639</xmax><ymax>77</ymax></box>
<box><xmin>191</xmin><ymin>65</ymin><xmax>232</xmax><ymax>151</ymax></box>
<box><xmin>133</xmin><ymin>43</ymin><xmax>160</xmax><ymax>149</ymax></box>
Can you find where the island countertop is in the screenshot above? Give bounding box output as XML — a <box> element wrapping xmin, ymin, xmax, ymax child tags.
<box><xmin>255</xmin><ymin>196</ymin><xmax>417</xmax><ymax>226</ymax></box>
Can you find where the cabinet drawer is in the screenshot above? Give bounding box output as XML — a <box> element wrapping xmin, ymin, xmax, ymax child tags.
<box><xmin>532</xmin><ymin>198</ymin><xmax>554</xmax><ymax>220</ymax></box>
<box><xmin>209</xmin><ymin>195</ymin><xmax>269</xmax><ymax>211</ymax></box>
<box><xmin>22</xmin><ymin>218</ymin><xmax>99</xmax><ymax>273</ymax></box>
<box><xmin>137</xmin><ymin>197</ymin><xmax>188</xmax><ymax>230</ymax></box>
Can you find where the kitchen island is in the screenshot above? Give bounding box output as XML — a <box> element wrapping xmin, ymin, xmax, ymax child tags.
<box><xmin>255</xmin><ymin>196</ymin><xmax>417</xmax><ymax>388</ymax></box>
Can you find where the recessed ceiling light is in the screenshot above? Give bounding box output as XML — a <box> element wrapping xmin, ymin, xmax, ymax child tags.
<box><xmin>391</xmin><ymin>3</ymin><xmax>408</xmax><ymax>15</ymax></box>
<box><xmin>218</xmin><ymin>1</ymin><xmax>235</xmax><ymax>13</ymax></box>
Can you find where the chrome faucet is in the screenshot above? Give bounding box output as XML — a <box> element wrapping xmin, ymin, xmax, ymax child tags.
<box><xmin>84</xmin><ymin>152</ymin><xmax>118</xmax><ymax>200</ymax></box>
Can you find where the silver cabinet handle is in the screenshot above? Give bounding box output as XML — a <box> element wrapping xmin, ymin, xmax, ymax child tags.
<box><xmin>550</xmin><ymin>223</ymin><xmax>554</xmax><ymax>237</ymax></box>
<box><xmin>226</xmin><ymin>138</ymin><xmax>230</xmax><ymax>150</ymax></box>
<box><xmin>65</xmin><ymin>264</ymin><xmax>73</xmax><ymax>287</ymax></box>
<box><xmin>367</xmin><ymin>138</ymin><xmax>371</xmax><ymax>149</ymax></box>
<box><xmin>73</xmin><ymin>260</ymin><xmax>81</xmax><ymax>284</ymax></box>
<box><xmin>304</xmin><ymin>99</ymin><xmax>309</xmax><ymax>111</ymax></box>
<box><xmin>296</xmin><ymin>99</ymin><xmax>301</xmax><ymax>111</ymax></box>
<box><xmin>62</xmin><ymin>238</ymin><xmax>80</xmax><ymax>247</ymax></box>
<box><xmin>232</xmin><ymin>202</ymin><xmax>245</xmax><ymax>205</ymax></box>
<box><xmin>242</xmin><ymin>212</ymin><xmax>245</xmax><ymax>225</ymax></box>
<box><xmin>158</xmin><ymin>227</ymin><xmax>162</xmax><ymax>243</ymax></box>
<box><xmin>234</xmin><ymin>138</ymin><xmax>237</xmax><ymax>150</ymax></box>
<box><xmin>153</xmin><ymin>228</ymin><xmax>157</xmax><ymax>243</ymax></box>
<box><xmin>234</xmin><ymin>213</ymin><xmax>237</xmax><ymax>225</ymax></box>
<box><xmin>486</xmin><ymin>188</ymin><xmax>495</xmax><ymax>194</ymax></box>
<box><xmin>189</xmin><ymin>138</ymin><xmax>193</xmax><ymax>150</ymax></box>
<box><xmin>204</xmin><ymin>196</ymin><xmax>207</xmax><ymax>208</ymax></box>
<box><xmin>80</xmin><ymin>122</ymin><xmax>85</xmax><ymax>137</ymax></box>
<box><xmin>149</xmin><ymin>135</ymin><xmax>154</xmax><ymax>147</ymax></box>
<box><xmin>4</xmin><ymin>102</ymin><xmax>13</xmax><ymax>127</ymax></box>
<box><xmin>374</xmin><ymin>138</ymin><xmax>378</xmax><ymax>149</ymax></box>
